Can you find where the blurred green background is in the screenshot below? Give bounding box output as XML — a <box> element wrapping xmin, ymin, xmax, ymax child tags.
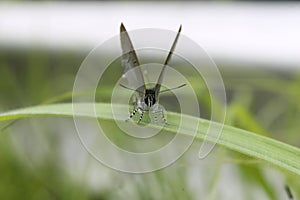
<box><xmin>1</xmin><ymin>1</ymin><xmax>300</xmax><ymax>200</ymax></box>
<box><xmin>1</xmin><ymin>47</ymin><xmax>300</xmax><ymax>199</ymax></box>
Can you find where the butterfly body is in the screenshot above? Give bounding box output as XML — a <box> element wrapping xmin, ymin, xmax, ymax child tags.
<box><xmin>129</xmin><ymin>87</ymin><xmax>158</xmax><ymax>123</ymax></box>
<box><xmin>144</xmin><ymin>88</ymin><xmax>156</xmax><ymax>108</ymax></box>
<box><xmin>120</xmin><ymin>23</ymin><xmax>182</xmax><ymax>124</ymax></box>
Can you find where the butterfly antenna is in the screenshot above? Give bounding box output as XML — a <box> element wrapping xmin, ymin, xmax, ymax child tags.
<box><xmin>119</xmin><ymin>83</ymin><xmax>136</xmax><ymax>91</ymax></box>
<box><xmin>160</xmin><ymin>83</ymin><xmax>187</xmax><ymax>93</ymax></box>
<box><xmin>119</xmin><ymin>84</ymin><xmax>146</xmax><ymax>94</ymax></box>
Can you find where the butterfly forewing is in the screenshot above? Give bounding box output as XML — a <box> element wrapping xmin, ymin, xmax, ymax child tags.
<box><xmin>120</xmin><ymin>23</ymin><xmax>146</xmax><ymax>97</ymax></box>
<box><xmin>120</xmin><ymin>23</ymin><xmax>182</xmax><ymax>124</ymax></box>
<box><xmin>154</xmin><ymin>25</ymin><xmax>182</xmax><ymax>99</ymax></box>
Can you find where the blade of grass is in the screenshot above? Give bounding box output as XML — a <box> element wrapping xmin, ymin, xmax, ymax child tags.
<box><xmin>0</xmin><ymin>103</ymin><xmax>300</xmax><ymax>176</ymax></box>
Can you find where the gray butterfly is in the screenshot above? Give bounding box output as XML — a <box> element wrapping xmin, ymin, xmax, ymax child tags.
<box><xmin>120</xmin><ymin>23</ymin><xmax>184</xmax><ymax>124</ymax></box>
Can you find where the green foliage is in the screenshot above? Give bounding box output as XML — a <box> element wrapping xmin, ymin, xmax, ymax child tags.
<box><xmin>1</xmin><ymin>103</ymin><xmax>300</xmax><ymax>176</ymax></box>
<box><xmin>1</xmin><ymin>48</ymin><xmax>300</xmax><ymax>199</ymax></box>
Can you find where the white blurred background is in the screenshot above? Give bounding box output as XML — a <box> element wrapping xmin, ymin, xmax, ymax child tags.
<box><xmin>1</xmin><ymin>2</ymin><xmax>300</xmax><ymax>69</ymax></box>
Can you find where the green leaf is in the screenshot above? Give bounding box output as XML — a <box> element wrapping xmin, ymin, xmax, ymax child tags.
<box><xmin>1</xmin><ymin>103</ymin><xmax>300</xmax><ymax>176</ymax></box>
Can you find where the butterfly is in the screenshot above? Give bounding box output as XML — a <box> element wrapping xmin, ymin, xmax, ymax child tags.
<box><xmin>120</xmin><ymin>23</ymin><xmax>184</xmax><ymax>124</ymax></box>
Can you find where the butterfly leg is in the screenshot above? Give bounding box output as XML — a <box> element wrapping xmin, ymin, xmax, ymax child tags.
<box><xmin>160</xmin><ymin>109</ymin><xmax>168</xmax><ymax>125</ymax></box>
<box><xmin>150</xmin><ymin>104</ymin><xmax>168</xmax><ymax>125</ymax></box>
<box><xmin>125</xmin><ymin>107</ymin><xmax>138</xmax><ymax>122</ymax></box>
<box><xmin>155</xmin><ymin>106</ymin><xmax>168</xmax><ymax>125</ymax></box>
<box><xmin>138</xmin><ymin>110</ymin><xmax>145</xmax><ymax>124</ymax></box>
<box><xmin>153</xmin><ymin>115</ymin><xmax>158</xmax><ymax>124</ymax></box>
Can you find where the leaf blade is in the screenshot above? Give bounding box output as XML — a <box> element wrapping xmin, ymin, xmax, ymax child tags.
<box><xmin>0</xmin><ymin>103</ymin><xmax>300</xmax><ymax>176</ymax></box>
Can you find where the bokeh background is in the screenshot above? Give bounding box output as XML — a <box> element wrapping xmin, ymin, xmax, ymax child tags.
<box><xmin>0</xmin><ymin>1</ymin><xmax>300</xmax><ymax>199</ymax></box>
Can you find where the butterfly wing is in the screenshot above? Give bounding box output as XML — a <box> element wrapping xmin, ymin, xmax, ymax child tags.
<box><xmin>154</xmin><ymin>25</ymin><xmax>182</xmax><ymax>99</ymax></box>
<box><xmin>120</xmin><ymin>23</ymin><xmax>145</xmax><ymax>97</ymax></box>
